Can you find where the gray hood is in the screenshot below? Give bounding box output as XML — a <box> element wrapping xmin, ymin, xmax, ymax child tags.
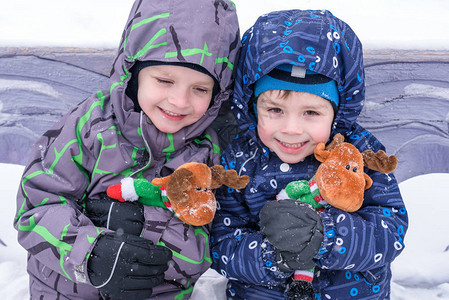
<box><xmin>109</xmin><ymin>0</ymin><xmax>241</xmax><ymax>157</ymax></box>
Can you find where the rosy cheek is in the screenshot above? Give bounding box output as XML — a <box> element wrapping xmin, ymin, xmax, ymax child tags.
<box><xmin>195</xmin><ymin>99</ymin><xmax>211</xmax><ymax>114</ymax></box>
<box><xmin>257</xmin><ymin>115</ymin><xmax>273</xmax><ymax>130</ymax></box>
<box><xmin>199</xmin><ymin>103</ymin><xmax>210</xmax><ymax>115</ymax></box>
<box><xmin>313</xmin><ymin>125</ymin><xmax>332</xmax><ymax>143</ymax></box>
<box><xmin>257</xmin><ymin>123</ymin><xmax>271</xmax><ymax>145</ymax></box>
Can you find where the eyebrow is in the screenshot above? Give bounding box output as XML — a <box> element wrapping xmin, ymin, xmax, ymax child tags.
<box><xmin>149</xmin><ymin>67</ymin><xmax>175</xmax><ymax>78</ymax></box>
<box><xmin>151</xmin><ymin>67</ymin><xmax>214</xmax><ymax>86</ymax></box>
<box><xmin>259</xmin><ymin>94</ymin><xmax>330</xmax><ymax>110</ymax></box>
<box><xmin>302</xmin><ymin>103</ymin><xmax>329</xmax><ymax>110</ymax></box>
<box><xmin>258</xmin><ymin>96</ymin><xmax>282</xmax><ymax>106</ymax></box>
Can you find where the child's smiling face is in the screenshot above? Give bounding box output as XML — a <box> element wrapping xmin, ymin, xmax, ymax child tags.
<box><xmin>137</xmin><ymin>64</ymin><xmax>215</xmax><ymax>134</ymax></box>
<box><xmin>256</xmin><ymin>90</ymin><xmax>334</xmax><ymax>164</ymax></box>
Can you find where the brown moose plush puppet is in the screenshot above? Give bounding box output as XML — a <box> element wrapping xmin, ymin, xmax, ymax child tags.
<box><xmin>107</xmin><ymin>162</ymin><xmax>250</xmax><ymax>226</ymax></box>
<box><xmin>275</xmin><ymin>133</ymin><xmax>398</xmax><ymax>299</ymax></box>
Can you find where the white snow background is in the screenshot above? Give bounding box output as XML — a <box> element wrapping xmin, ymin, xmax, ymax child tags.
<box><xmin>1</xmin><ymin>0</ymin><xmax>449</xmax><ymax>299</ymax></box>
<box><xmin>2</xmin><ymin>0</ymin><xmax>449</xmax><ymax>50</ymax></box>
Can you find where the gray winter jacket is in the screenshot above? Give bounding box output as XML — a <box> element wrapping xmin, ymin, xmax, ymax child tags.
<box><xmin>14</xmin><ymin>0</ymin><xmax>240</xmax><ymax>299</ymax></box>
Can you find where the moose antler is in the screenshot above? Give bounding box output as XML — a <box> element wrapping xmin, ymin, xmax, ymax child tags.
<box><xmin>325</xmin><ymin>133</ymin><xmax>345</xmax><ymax>151</ymax></box>
<box><xmin>211</xmin><ymin>165</ymin><xmax>250</xmax><ymax>190</ymax></box>
<box><xmin>165</xmin><ymin>168</ymin><xmax>194</xmax><ymax>203</ymax></box>
<box><xmin>315</xmin><ymin>133</ymin><xmax>345</xmax><ymax>161</ymax></box>
<box><xmin>362</xmin><ymin>150</ymin><xmax>398</xmax><ymax>174</ymax></box>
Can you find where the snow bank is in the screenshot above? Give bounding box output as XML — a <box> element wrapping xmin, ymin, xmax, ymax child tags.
<box><xmin>2</xmin><ymin>170</ymin><xmax>449</xmax><ymax>299</ymax></box>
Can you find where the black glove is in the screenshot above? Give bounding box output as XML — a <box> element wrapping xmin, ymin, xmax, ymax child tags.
<box><xmin>88</xmin><ymin>232</ymin><xmax>172</xmax><ymax>300</ymax></box>
<box><xmin>84</xmin><ymin>194</ymin><xmax>144</xmax><ymax>236</ymax></box>
<box><xmin>259</xmin><ymin>200</ymin><xmax>324</xmax><ymax>271</ymax></box>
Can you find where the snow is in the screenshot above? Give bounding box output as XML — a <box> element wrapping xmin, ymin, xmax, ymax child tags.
<box><xmin>0</xmin><ymin>79</ymin><xmax>62</xmax><ymax>98</ymax></box>
<box><xmin>390</xmin><ymin>174</ymin><xmax>449</xmax><ymax>299</ymax></box>
<box><xmin>404</xmin><ymin>84</ymin><xmax>449</xmax><ymax>100</ymax></box>
<box><xmin>0</xmin><ymin>164</ymin><xmax>29</xmax><ymax>300</ymax></box>
<box><xmin>2</xmin><ymin>163</ymin><xmax>449</xmax><ymax>299</ymax></box>
<box><xmin>1</xmin><ymin>0</ymin><xmax>449</xmax><ymax>50</ymax></box>
<box><xmin>1</xmin><ymin>0</ymin><xmax>449</xmax><ymax>298</ymax></box>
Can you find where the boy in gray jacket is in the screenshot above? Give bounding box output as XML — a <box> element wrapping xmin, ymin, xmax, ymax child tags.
<box><xmin>14</xmin><ymin>0</ymin><xmax>240</xmax><ymax>299</ymax></box>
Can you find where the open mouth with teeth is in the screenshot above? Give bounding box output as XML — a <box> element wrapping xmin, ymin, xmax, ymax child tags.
<box><xmin>276</xmin><ymin>139</ymin><xmax>307</xmax><ymax>153</ymax></box>
<box><xmin>159</xmin><ymin>107</ymin><xmax>186</xmax><ymax>121</ymax></box>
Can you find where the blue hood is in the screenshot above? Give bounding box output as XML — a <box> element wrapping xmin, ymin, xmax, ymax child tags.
<box><xmin>231</xmin><ymin>9</ymin><xmax>365</xmax><ymax>141</ymax></box>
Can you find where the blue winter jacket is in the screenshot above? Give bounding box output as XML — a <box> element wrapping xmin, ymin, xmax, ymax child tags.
<box><xmin>211</xmin><ymin>10</ymin><xmax>408</xmax><ymax>299</ymax></box>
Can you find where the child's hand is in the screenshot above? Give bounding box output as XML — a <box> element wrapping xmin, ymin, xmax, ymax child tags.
<box><xmin>259</xmin><ymin>200</ymin><xmax>324</xmax><ymax>271</ymax></box>
<box><xmin>88</xmin><ymin>232</ymin><xmax>172</xmax><ymax>299</ymax></box>
<box><xmin>84</xmin><ymin>194</ymin><xmax>144</xmax><ymax>236</ymax></box>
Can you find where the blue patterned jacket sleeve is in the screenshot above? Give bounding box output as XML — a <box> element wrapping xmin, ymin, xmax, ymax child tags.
<box><xmin>211</xmin><ymin>149</ymin><xmax>291</xmax><ymax>287</ymax></box>
<box><xmin>314</xmin><ymin>132</ymin><xmax>408</xmax><ymax>272</ymax></box>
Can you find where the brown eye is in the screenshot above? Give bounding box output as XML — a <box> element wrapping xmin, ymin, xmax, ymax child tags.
<box><xmin>268</xmin><ymin>107</ymin><xmax>282</xmax><ymax>114</ymax></box>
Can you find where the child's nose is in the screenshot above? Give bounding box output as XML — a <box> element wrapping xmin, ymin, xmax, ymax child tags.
<box><xmin>282</xmin><ymin>117</ymin><xmax>303</xmax><ymax>134</ymax></box>
<box><xmin>168</xmin><ymin>87</ymin><xmax>190</xmax><ymax>108</ymax></box>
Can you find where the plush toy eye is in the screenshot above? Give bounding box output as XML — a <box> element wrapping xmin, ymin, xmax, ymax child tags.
<box><xmin>345</xmin><ymin>165</ymin><xmax>350</xmax><ymax>170</ymax></box>
<box><xmin>204</xmin><ymin>188</ymin><xmax>208</xmax><ymax>192</ymax></box>
<box><xmin>196</xmin><ymin>187</ymin><xmax>202</xmax><ymax>191</ymax></box>
<box><xmin>353</xmin><ymin>167</ymin><xmax>357</xmax><ymax>172</ymax></box>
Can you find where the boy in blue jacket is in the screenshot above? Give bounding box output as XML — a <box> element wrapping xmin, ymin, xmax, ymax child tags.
<box><xmin>211</xmin><ymin>9</ymin><xmax>408</xmax><ymax>299</ymax></box>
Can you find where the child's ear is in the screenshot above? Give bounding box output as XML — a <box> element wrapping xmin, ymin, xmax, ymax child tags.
<box><xmin>314</xmin><ymin>142</ymin><xmax>329</xmax><ymax>163</ymax></box>
<box><xmin>364</xmin><ymin>173</ymin><xmax>373</xmax><ymax>190</ymax></box>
